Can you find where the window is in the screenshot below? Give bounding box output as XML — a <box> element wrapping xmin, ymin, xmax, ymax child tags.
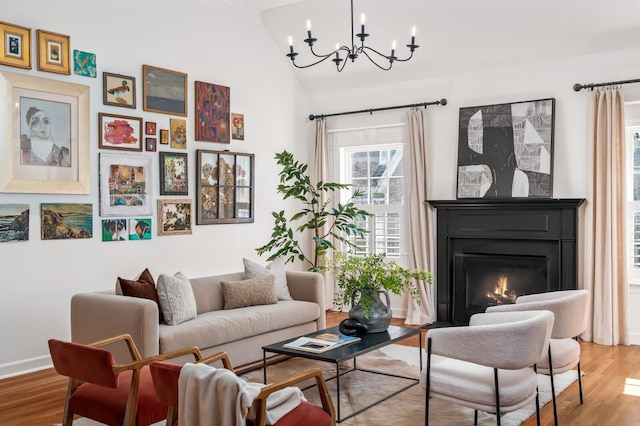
<box><xmin>626</xmin><ymin>124</ymin><xmax>640</xmax><ymax>280</ymax></box>
<box><xmin>331</xmin><ymin>126</ymin><xmax>406</xmax><ymax>259</ymax></box>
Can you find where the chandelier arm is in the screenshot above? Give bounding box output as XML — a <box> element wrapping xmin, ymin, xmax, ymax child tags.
<box><xmin>309</xmin><ymin>44</ymin><xmax>347</xmax><ymax>59</ymax></box>
<box><xmin>390</xmin><ymin>50</ymin><xmax>416</xmax><ymax>63</ymax></box>
<box><xmin>360</xmin><ymin>49</ymin><xmax>393</xmax><ymax>71</ymax></box>
<box><xmin>292</xmin><ymin>54</ymin><xmax>340</xmax><ymax>69</ymax></box>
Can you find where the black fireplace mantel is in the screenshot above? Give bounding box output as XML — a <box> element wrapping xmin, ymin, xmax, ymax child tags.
<box><xmin>427</xmin><ymin>198</ymin><xmax>585</xmax><ymax>325</ymax></box>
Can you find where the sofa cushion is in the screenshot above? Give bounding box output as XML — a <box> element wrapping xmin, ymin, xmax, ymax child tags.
<box><xmin>158</xmin><ymin>301</ymin><xmax>321</xmax><ymax>353</ymax></box>
<box><xmin>157</xmin><ymin>272</ymin><xmax>197</xmax><ymax>326</ymax></box>
<box><xmin>221</xmin><ymin>275</ymin><xmax>278</xmax><ymax>309</ymax></box>
<box><xmin>118</xmin><ymin>268</ymin><xmax>164</xmax><ymax>323</ymax></box>
<box><xmin>243</xmin><ymin>257</ymin><xmax>293</xmax><ymax>301</ymax></box>
<box><xmin>190</xmin><ymin>272</ymin><xmax>245</xmax><ymax>315</ymax></box>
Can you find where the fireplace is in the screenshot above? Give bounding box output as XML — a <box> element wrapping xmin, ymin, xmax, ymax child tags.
<box><xmin>428</xmin><ymin>199</ymin><xmax>584</xmax><ymax>326</ymax></box>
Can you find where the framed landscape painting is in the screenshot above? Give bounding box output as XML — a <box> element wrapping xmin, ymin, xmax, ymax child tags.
<box><xmin>41</xmin><ymin>203</ymin><xmax>92</xmax><ymax>240</ymax></box>
<box><xmin>0</xmin><ymin>204</ymin><xmax>29</xmax><ymax>242</ymax></box>
<box><xmin>158</xmin><ymin>199</ymin><xmax>192</xmax><ymax>236</ymax></box>
<box><xmin>456</xmin><ymin>98</ymin><xmax>555</xmax><ymax>199</ymax></box>
<box><xmin>99</xmin><ymin>153</ymin><xmax>152</xmax><ymax>216</ymax></box>
<box><xmin>142</xmin><ymin>65</ymin><xmax>187</xmax><ymax>116</ymax></box>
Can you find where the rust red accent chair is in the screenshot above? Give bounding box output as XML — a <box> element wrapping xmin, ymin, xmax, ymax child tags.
<box><xmin>149</xmin><ymin>352</ymin><xmax>336</xmax><ymax>426</ymax></box>
<box><xmin>48</xmin><ymin>333</ymin><xmax>204</xmax><ymax>426</ymax></box>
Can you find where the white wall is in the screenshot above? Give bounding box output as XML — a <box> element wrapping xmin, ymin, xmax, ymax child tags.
<box><xmin>308</xmin><ymin>47</ymin><xmax>640</xmax><ymax>341</ymax></box>
<box><xmin>0</xmin><ymin>0</ymin><xmax>312</xmax><ymax>378</ymax></box>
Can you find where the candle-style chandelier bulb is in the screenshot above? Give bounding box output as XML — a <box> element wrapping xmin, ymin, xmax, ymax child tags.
<box><xmin>285</xmin><ymin>0</ymin><xmax>418</xmax><ymax>72</ymax></box>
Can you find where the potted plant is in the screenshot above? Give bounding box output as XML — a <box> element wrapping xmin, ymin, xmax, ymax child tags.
<box><xmin>256</xmin><ymin>151</ymin><xmax>370</xmax><ymax>271</ymax></box>
<box><xmin>330</xmin><ymin>252</ymin><xmax>433</xmax><ymax>333</ymax></box>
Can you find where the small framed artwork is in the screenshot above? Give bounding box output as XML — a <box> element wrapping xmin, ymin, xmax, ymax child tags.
<box><xmin>36</xmin><ymin>29</ymin><xmax>70</xmax><ymax>75</ymax></box>
<box><xmin>101</xmin><ymin>219</ymin><xmax>128</xmax><ymax>241</ymax></box>
<box><xmin>159</xmin><ymin>129</ymin><xmax>169</xmax><ymax>145</ymax></box>
<box><xmin>73</xmin><ymin>50</ymin><xmax>96</xmax><ymax>78</ymax></box>
<box><xmin>145</xmin><ymin>137</ymin><xmax>157</xmax><ymax>152</ymax></box>
<box><xmin>195</xmin><ymin>81</ymin><xmax>230</xmax><ymax>143</ymax></box>
<box><xmin>170</xmin><ymin>118</ymin><xmax>187</xmax><ymax>149</ymax></box>
<box><xmin>0</xmin><ymin>204</ymin><xmax>29</xmax><ymax>242</ymax></box>
<box><xmin>103</xmin><ymin>72</ymin><xmax>136</xmax><ymax>108</ymax></box>
<box><xmin>0</xmin><ymin>21</ymin><xmax>31</xmax><ymax>69</ymax></box>
<box><xmin>129</xmin><ymin>218</ymin><xmax>152</xmax><ymax>240</ymax></box>
<box><xmin>1</xmin><ymin>71</ymin><xmax>90</xmax><ymax>194</ymax></box>
<box><xmin>160</xmin><ymin>151</ymin><xmax>188</xmax><ymax>195</ymax></box>
<box><xmin>231</xmin><ymin>113</ymin><xmax>244</xmax><ymax>140</ymax></box>
<box><xmin>456</xmin><ymin>98</ymin><xmax>555</xmax><ymax>199</ymax></box>
<box><xmin>99</xmin><ymin>152</ymin><xmax>153</xmax><ymax>216</ymax></box>
<box><xmin>142</xmin><ymin>64</ymin><xmax>187</xmax><ymax>116</ymax></box>
<box><xmin>158</xmin><ymin>199</ymin><xmax>192</xmax><ymax>236</ymax></box>
<box><xmin>41</xmin><ymin>203</ymin><xmax>93</xmax><ymax>240</ymax></box>
<box><xmin>196</xmin><ymin>149</ymin><xmax>254</xmax><ymax>225</ymax></box>
<box><xmin>145</xmin><ymin>121</ymin><xmax>157</xmax><ymax>135</ymax></box>
<box><xmin>98</xmin><ymin>112</ymin><xmax>143</xmax><ymax>152</ymax></box>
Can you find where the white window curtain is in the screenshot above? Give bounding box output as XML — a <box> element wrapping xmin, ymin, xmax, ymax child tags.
<box><xmin>582</xmin><ymin>87</ymin><xmax>631</xmax><ymax>345</ymax></box>
<box><xmin>311</xmin><ymin>118</ymin><xmax>333</xmax><ymax>306</ymax></box>
<box><xmin>404</xmin><ymin>108</ymin><xmax>436</xmax><ymax>325</ymax></box>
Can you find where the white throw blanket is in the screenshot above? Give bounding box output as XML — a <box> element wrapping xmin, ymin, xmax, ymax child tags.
<box><xmin>178</xmin><ymin>363</ymin><xmax>305</xmax><ymax>426</ymax></box>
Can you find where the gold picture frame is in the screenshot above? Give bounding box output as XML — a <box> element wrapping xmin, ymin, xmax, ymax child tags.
<box><xmin>36</xmin><ymin>29</ymin><xmax>70</xmax><ymax>75</ymax></box>
<box><xmin>0</xmin><ymin>71</ymin><xmax>90</xmax><ymax>194</ymax></box>
<box><xmin>0</xmin><ymin>21</ymin><xmax>31</xmax><ymax>69</ymax></box>
<box><xmin>158</xmin><ymin>199</ymin><xmax>193</xmax><ymax>236</ymax></box>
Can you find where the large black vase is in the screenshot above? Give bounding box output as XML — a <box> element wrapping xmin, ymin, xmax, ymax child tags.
<box><xmin>349</xmin><ymin>289</ymin><xmax>392</xmax><ymax>333</ymax></box>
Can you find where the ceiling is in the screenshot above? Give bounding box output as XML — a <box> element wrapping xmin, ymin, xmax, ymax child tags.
<box><xmin>234</xmin><ymin>0</ymin><xmax>640</xmax><ymax>94</ymax></box>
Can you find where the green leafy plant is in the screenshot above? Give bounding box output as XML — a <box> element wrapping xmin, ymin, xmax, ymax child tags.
<box><xmin>330</xmin><ymin>252</ymin><xmax>433</xmax><ymax>318</ymax></box>
<box><xmin>256</xmin><ymin>151</ymin><xmax>370</xmax><ymax>271</ymax></box>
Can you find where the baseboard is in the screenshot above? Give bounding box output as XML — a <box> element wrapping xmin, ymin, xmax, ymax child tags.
<box><xmin>630</xmin><ymin>331</ymin><xmax>640</xmax><ymax>345</ymax></box>
<box><xmin>0</xmin><ymin>355</ymin><xmax>52</xmax><ymax>380</ymax></box>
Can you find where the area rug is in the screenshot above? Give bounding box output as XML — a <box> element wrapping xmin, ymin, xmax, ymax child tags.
<box><xmin>60</xmin><ymin>344</ymin><xmax>580</xmax><ymax>426</ymax></box>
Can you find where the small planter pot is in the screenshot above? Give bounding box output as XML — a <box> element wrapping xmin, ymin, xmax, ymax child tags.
<box><xmin>349</xmin><ymin>289</ymin><xmax>392</xmax><ymax>333</ymax></box>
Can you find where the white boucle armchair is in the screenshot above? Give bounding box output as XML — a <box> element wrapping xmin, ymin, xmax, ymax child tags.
<box><xmin>486</xmin><ymin>289</ymin><xmax>589</xmax><ymax>426</ymax></box>
<box><xmin>421</xmin><ymin>310</ymin><xmax>554</xmax><ymax>426</ymax></box>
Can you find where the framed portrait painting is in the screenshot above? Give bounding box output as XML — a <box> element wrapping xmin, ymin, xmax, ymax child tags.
<box><xmin>159</xmin><ymin>151</ymin><xmax>188</xmax><ymax>195</ymax></box>
<box><xmin>36</xmin><ymin>29</ymin><xmax>70</xmax><ymax>75</ymax></box>
<box><xmin>103</xmin><ymin>72</ymin><xmax>136</xmax><ymax>108</ymax></box>
<box><xmin>0</xmin><ymin>21</ymin><xmax>31</xmax><ymax>69</ymax></box>
<box><xmin>99</xmin><ymin>152</ymin><xmax>153</xmax><ymax>216</ymax></box>
<box><xmin>195</xmin><ymin>81</ymin><xmax>230</xmax><ymax>143</ymax></box>
<box><xmin>0</xmin><ymin>71</ymin><xmax>90</xmax><ymax>194</ymax></box>
<box><xmin>158</xmin><ymin>199</ymin><xmax>192</xmax><ymax>236</ymax></box>
<box><xmin>456</xmin><ymin>98</ymin><xmax>555</xmax><ymax>199</ymax></box>
<box><xmin>98</xmin><ymin>112</ymin><xmax>143</xmax><ymax>152</ymax></box>
<box><xmin>142</xmin><ymin>64</ymin><xmax>187</xmax><ymax>116</ymax></box>
<box><xmin>195</xmin><ymin>149</ymin><xmax>254</xmax><ymax>225</ymax></box>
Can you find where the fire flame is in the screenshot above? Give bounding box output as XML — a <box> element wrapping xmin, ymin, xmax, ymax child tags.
<box><xmin>495</xmin><ymin>274</ymin><xmax>508</xmax><ymax>296</ymax></box>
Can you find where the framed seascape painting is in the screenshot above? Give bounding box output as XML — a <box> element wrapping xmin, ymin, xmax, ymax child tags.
<box><xmin>36</xmin><ymin>29</ymin><xmax>70</xmax><ymax>75</ymax></box>
<box><xmin>195</xmin><ymin>81</ymin><xmax>230</xmax><ymax>143</ymax></box>
<box><xmin>142</xmin><ymin>65</ymin><xmax>187</xmax><ymax>116</ymax></box>
<box><xmin>41</xmin><ymin>203</ymin><xmax>92</xmax><ymax>240</ymax></box>
<box><xmin>196</xmin><ymin>149</ymin><xmax>254</xmax><ymax>225</ymax></box>
<box><xmin>98</xmin><ymin>112</ymin><xmax>143</xmax><ymax>152</ymax></box>
<box><xmin>99</xmin><ymin>153</ymin><xmax>153</xmax><ymax>216</ymax></box>
<box><xmin>103</xmin><ymin>72</ymin><xmax>136</xmax><ymax>108</ymax></box>
<box><xmin>0</xmin><ymin>21</ymin><xmax>31</xmax><ymax>69</ymax></box>
<box><xmin>129</xmin><ymin>218</ymin><xmax>151</xmax><ymax>240</ymax></box>
<box><xmin>158</xmin><ymin>199</ymin><xmax>192</xmax><ymax>236</ymax></box>
<box><xmin>0</xmin><ymin>204</ymin><xmax>29</xmax><ymax>242</ymax></box>
<box><xmin>456</xmin><ymin>98</ymin><xmax>555</xmax><ymax>199</ymax></box>
<box><xmin>0</xmin><ymin>71</ymin><xmax>90</xmax><ymax>194</ymax></box>
<box><xmin>159</xmin><ymin>151</ymin><xmax>188</xmax><ymax>195</ymax></box>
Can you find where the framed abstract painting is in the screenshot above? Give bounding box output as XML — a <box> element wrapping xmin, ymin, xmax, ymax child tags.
<box><xmin>195</xmin><ymin>81</ymin><xmax>230</xmax><ymax>143</ymax></box>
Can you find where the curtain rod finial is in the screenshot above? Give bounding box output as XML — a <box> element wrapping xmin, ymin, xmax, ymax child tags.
<box><xmin>440</xmin><ymin>98</ymin><xmax>447</xmax><ymax>106</ymax></box>
<box><xmin>309</xmin><ymin>114</ymin><xmax>316</xmax><ymax>121</ymax></box>
<box><xmin>573</xmin><ymin>83</ymin><xmax>584</xmax><ymax>92</ymax></box>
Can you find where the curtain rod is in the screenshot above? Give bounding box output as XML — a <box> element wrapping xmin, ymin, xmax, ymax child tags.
<box><xmin>308</xmin><ymin>98</ymin><xmax>447</xmax><ymax>121</ymax></box>
<box><xmin>573</xmin><ymin>78</ymin><xmax>640</xmax><ymax>92</ymax></box>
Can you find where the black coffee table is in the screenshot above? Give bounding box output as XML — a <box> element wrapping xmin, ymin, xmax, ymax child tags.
<box><xmin>262</xmin><ymin>325</ymin><xmax>422</xmax><ymax>423</ymax></box>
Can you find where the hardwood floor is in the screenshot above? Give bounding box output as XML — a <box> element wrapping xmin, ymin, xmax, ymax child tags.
<box><xmin>1</xmin><ymin>312</ymin><xmax>639</xmax><ymax>425</ymax></box>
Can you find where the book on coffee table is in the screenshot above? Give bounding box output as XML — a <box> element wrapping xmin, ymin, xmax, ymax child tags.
<box><xmin>283</xmin><ymin>332</ymin><xmax>361</xmax><ymax>353</ymax></box>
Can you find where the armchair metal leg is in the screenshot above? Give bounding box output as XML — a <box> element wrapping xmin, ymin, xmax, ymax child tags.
<box><xmin>474</xmin><ymin>409</ymin><xmax>478</xmax><ymax>425</ymax></box>
<box><xmin>494</xmin><ymin>368</ymin><xmax>501</xmax><ymax>426</ymax></box>
<box><xmin>547</xmin><ymin>347</ymin><xmax>558</xmax><ymax>426</ymax></box>
<box><xmin>577</xmin><ymin>360</ymin><xmax>584</xmax><ymax>405</ymax></box>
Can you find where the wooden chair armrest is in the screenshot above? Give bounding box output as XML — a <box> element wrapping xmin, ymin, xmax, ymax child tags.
<box><xmin>253</xmin><ymin>368</ymin><xmax>335</xmax><ymax>426</ymax></box>
<box><xmin>113</xmin><ymin>346</ymin><xmax>203</xmax><ymax>375</ymax></box>
<box><xmin>198</xmin><ymin>352</ymin><xmax>234</xmax><ymax>370</ymax></box>
<box><xmin>88</xmin><ymin>333</ymin><xmax>142</xmax><ymax>361</ymax></box>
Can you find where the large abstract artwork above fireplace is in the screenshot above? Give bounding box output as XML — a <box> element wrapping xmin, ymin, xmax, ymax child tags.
<box><xmin>429</xmin><ymin>198</ymin><xmax>585</xmax><ymax>325</ymax></box>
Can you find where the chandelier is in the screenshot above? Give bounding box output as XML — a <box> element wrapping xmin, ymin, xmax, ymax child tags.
<box><xmin>286</xmin><ymin>0</ymin><xmax>418</xmax><ymax>72</ymax></box>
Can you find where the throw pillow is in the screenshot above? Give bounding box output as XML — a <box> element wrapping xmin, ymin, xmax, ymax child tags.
<box><xmin>156</xmin><ymin>272</ymin><xmax>197</xmax><ymax>326</ymax></box>
<box><xmin>243</xmin><ymin>257</ymin><xmax>293</xmax><ymax>301</ymax></box>
<box><xmin>221</xmin><ymin>275</ymin><xmax>278</xmax><ymax>310</ymax></box>
<box><xmin>118</xmin><ymin>268</ymin><xmax>164</xmax><ymax>323</ymax></box>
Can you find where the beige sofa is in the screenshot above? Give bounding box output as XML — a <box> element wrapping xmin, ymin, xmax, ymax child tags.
<box><xmin>71</xmin><ymin>270</ymin><xmax>326</xmax><ymax>366</ymax></box>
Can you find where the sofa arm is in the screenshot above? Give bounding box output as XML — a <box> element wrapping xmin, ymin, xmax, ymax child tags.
<box><xmin>71</xmin><ymin>292</ymin><xmax>160</xmax><ymax>362</ymax></box>
<box><xmin>285</xmin><ymin>270</ymin><xmax>326</xmax><ymax>329</ymax></box>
